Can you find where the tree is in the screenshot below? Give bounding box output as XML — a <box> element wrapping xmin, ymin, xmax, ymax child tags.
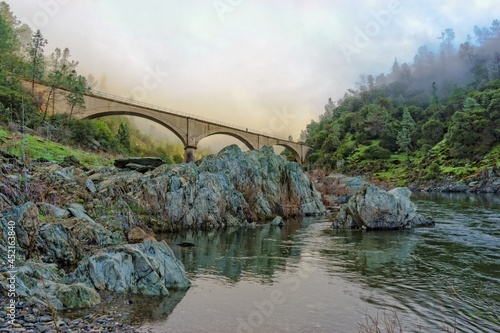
<box><xmin>44</xmin><ymin>47</ymin><xmax>79</xmax><ymax>120</ymax></box>
<box><xmin>320</xmin><ymin>98</ymin><xmax>335</xmax><ymax>120</ymax></box>
<box><xmin>0</xmin><ymin>3</ymin><xmax>17</xmax><ymax>57</ymax></box>
<box><xmin>397</xmin><ymin>108</ymin><xmax>415</xmax><ymax>161</ymax></box>
<box><xmin>65</xmin><ymin>71</ymin><xmax>89</xmax><ymax>119</ymax></box>
<box><xmin>421</xmin><ymin>116</ymin><xmax>445</xmax><ymax>146</ymax></box>
<box><xmin>28</xmin><ymin>29</ymin><xmax>47</xmax><ymax>95</ymax></box>
<box><xmin>117</xmin><ymin>122</ymin><xmax>131</xmax><ymax>151</ymax></box>
<box><xmin>445</xmin><ymin>97</ymin><xmax>490</xmax><ymax>158</ymax></box>
<box><xmin>438</xmin><ymin>28</ymin><xmax>455</xmax><ymax>56</ymax></box>
<box><xmin>390</xmin><ymin>58</ymin><xmax>401</xmax><ymax>81</ymax></box>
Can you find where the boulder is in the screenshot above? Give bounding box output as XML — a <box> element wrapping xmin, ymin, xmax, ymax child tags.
<box><xmin>124</xmin><ymin>163</ymin><xmax>157</xmax><ymax>173</ymax></box>
<box><xmin>60</xmin><ymin>155</ymin><xmax>81</xmax><ymax>167</ymax></box>
<box><xmin>333</xmin><ymin>184</ymin><xmax>434</xmax><ymax>230</ymax></box>
<box><xmin>37</xmin><ymin>202</ymin><xmax>71</xmax><ymax>219</ymax></box>
<box><xmin>271</xmin><ymin>216</ymin><xmax>285</xmax><ymax>227</ymax></box>
<box><xmin>86</xmin><ymin>178</ymin><xmax>97</xmax><ymax>193</ymax></box>
<box><xmin>67</xmin><ymin>203</ymin><xmax>95</xmax><ymax>223</ymax></box>
<box><xmin>127</xmin><ymin>226</ymin><xmax>153</xmax><ymax>244</ymax></box>
<box><xmin>36</xmin><ymin>223</ymin><xmax>84</xmax><ymax>265</ymax></box>
<box><xmin>4</xmin><ymin>202</ymin><xmax>40</xmax><ymax>251</ymax></box>
<box><xmin>72</xmin><ymin>239</ymin><xmax>190</xmax><ymax>296</ymax></box>
<box><xmin>72</xmin><ymin>220</ymin><xmax>124</xmax><ymax>247</ymax></box>
<box><xmin>1</xmin><ymin>261</ymin><xmax>101</xmax><ymax>310</ymax></box>
<box><xmin>242</xmin><ymin>220</ymin><xmax>257</xmax><ymax>228</ymax></box>
<box><xmin>114</xmin><ymin>157</ymin><xmax>166</xmax><ymax>170</ymax></box>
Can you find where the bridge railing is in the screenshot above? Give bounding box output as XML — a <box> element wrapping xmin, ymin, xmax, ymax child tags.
<box><xmin>88</xmin><ymin>89</ymin><xmax>291</xmax><ymax>141</ymax></box>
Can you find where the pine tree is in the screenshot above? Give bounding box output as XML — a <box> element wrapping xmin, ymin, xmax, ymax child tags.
<box><xmin>28</xmin><ymin>29</ymin><xmax>47</xmax><ymax>95</ymax></box>
<box><xmin>117</xmin><ymin>122</ymin><xmax>131</xmax><ymax>151</ymax></box>
<box><xmin>397</xmin><ymin>108</ymin><xmax>415</xmax><ymax>161</ymax></box>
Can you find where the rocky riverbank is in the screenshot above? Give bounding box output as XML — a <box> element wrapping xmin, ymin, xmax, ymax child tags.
<box><xmin>408</xmin><ymin>166</ymin><xmax>500</xmax><ymax>193</ymax></box>
<box><xmin>0</xmin><ymin>298</ymin><xmax>140</xmax><ymax>332</ymax></box>
<box><xmin>0</xmin><ymin>145</ymin><xmax>325</xmax><ymax>330</ymax></box>
<box><xmin>307</xmin><ymin>171</ymin><xmax>434</xmax><ymax>229</ymax></box>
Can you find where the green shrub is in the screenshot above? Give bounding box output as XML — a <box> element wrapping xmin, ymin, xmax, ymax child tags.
<box><xmin>363</xmin><ymin>145</ymin><xmax>392</xmax><ymax>160</ymax></box>
<box><xmin>424</xmin><ymin>162</ymin><xmax>441</xmax><ymax>180</ymax></box>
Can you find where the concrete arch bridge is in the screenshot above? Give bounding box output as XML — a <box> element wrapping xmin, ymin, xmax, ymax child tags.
<box><xmin>48</xmin><ymin>87</ymin><xmax>311</xmax><ymax>163</ymax></box>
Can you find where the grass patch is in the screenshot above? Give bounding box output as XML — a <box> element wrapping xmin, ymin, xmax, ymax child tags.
<box><xmin>0</xmin><ymin>129</ymin><xmax>111</xmax><ymax>167</ymax></box>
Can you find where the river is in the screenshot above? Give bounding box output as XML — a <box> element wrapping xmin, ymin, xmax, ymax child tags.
<box><xmin>127</xmin><ymin>192</ymin><xmax>500</xmax><ymax>333</ymax></box>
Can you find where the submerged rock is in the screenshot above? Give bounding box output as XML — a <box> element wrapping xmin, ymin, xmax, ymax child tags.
<box><xmin>71</xmin><ymin>239</ymin><xmax>190</xmax><ymax>296</ymax></box>
<box><xmin>333</xmin><ymin>184</ymin><xmax>434</xmax><ymax>230</ymax></box>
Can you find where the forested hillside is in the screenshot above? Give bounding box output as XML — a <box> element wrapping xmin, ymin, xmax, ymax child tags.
<box><xmin>302</xmin><ymin>21</ymin><xmax>500</xmax><ymax>186</ymax></box>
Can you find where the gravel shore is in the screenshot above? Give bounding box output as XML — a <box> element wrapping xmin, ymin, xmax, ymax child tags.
<box><xmin>0</xmin><ymin>297</ymin><xmax>140</xmax><ymax>333</ymax></box>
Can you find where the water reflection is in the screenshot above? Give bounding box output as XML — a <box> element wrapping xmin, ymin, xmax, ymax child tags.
<box><xmin>158</xmin><ymin>219</ymin><xmax>311</xmax><ymax>281</ymax></box>
<box><xmin>64</xmin><ymin>289</ymin><xmax>188</xmax><ymax>326</ymax></box>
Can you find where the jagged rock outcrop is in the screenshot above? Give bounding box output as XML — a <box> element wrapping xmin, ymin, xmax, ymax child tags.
<box><xmin>71</xmin><ymin>239</ymin><xmax>190</xmax><ymax>296</ymax></box>
<box><xmin>95</xmin><ymin>145</ymin><xmax>325</xmax><ymax>231</ymax></box>
<box><xmin>333</xmin><ymin>184</ymin><xmax>434</xmax><ymax>230</ymax></box>
<box><xmin>409</xmin><ymin>167</ymin><xmax>500</xmax><ymax>193</ymax></box>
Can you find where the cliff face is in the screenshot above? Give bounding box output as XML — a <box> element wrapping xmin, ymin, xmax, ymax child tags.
<box><xmin>0</xmin><ymin>145</ymin><xmax>324</xmax><ymax>310</ymax></box>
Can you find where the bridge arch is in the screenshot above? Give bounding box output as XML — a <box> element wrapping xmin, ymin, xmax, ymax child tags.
<box><xmin>81</xmin><ymin>110</ymin><xmax>187</xmax><ymax>147</ymax></box>
<box><xmin>197</xmin><ymin>130</ymin><xmax>257</xmax><ymax>151</ymax></box>
<box><xmin>274</xmin><ymin>144</ymin><xmax>301</xmax><ymax>163</ymax></box>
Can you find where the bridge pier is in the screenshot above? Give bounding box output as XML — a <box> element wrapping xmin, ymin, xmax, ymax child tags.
<box><xmin>184</xmin><ymin>146</ymin><xmax>197</xmax><ymax>163</ymax></box>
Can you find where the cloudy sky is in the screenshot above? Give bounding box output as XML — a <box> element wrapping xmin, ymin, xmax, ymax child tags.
<box><xmin>8</xmin><ymin>0</ymin><xmax>500</xmax><ymax>149</ymax></box>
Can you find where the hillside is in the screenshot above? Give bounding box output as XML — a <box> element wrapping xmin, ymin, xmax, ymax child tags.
<box><xmin>302</xmin><ymin>20</ymin><xmax>500</xmax><ymax>191</ymax></box>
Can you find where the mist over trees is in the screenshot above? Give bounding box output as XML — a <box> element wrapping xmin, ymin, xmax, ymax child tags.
<box><xmin>303</xmin><ymin>20</ymin><xmax>500</xmax><ymax>181</ymax></box>
<box><xmin>0</xmin><ymin>1</ymin><xmax>186</xmax><ymax>163</ymax></box>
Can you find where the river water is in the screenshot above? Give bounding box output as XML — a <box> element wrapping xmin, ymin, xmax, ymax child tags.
<box><xmin>132</xmin><ymin>192</ymin><xmax>500</xmax><ymax>333</ymax></box>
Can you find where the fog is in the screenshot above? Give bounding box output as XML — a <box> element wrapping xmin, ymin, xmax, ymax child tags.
<box><xmin>8</xmin><ymin>0</ymin><xmax>500</xmax><ymax>149</ymax></box>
